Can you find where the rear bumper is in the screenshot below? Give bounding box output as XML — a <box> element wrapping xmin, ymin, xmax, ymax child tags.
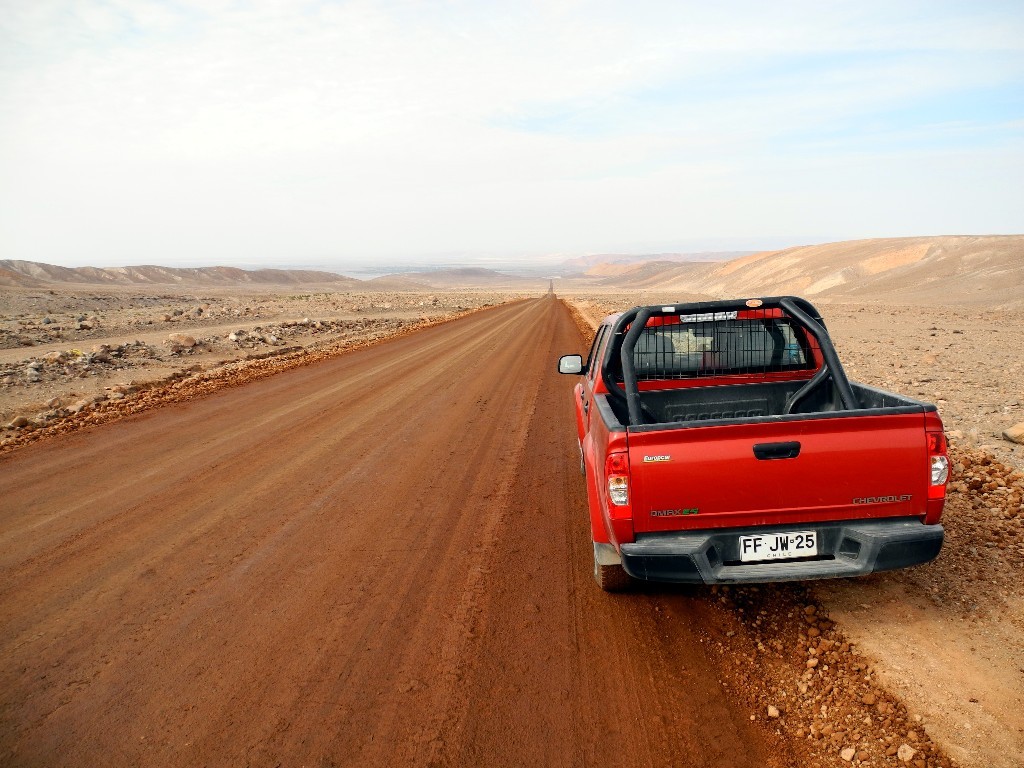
<box><xmin>619</xmin><ymin>517</ymin><xmax>943</xmax><ymax>585</ymax></box>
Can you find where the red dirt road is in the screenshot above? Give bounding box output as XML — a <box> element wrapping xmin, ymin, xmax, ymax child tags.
<box><xmin>1</xmin><ymin>298</ymin><xmax>793</xmax><ymax>767</ymax></box>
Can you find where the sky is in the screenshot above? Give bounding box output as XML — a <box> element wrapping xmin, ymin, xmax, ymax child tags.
<box><xmin>0</xmin><ymin>0</ymin><xmax>1022</xmax><ymax>272</ymax></box>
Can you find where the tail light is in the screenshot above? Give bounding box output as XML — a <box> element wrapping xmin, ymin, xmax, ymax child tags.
<box><xmin>927</xmin><ymin>431</ymin><xmax>949</xmax><ymax>498</ymax></box>
<box><xmin>606</xmin><ymin>451</ymin><xmax>630</xmax><ymax>506</ymax></box>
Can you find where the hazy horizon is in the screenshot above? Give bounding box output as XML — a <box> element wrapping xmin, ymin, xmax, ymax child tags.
<box><xmin>2</xmin><ymin>2</ymin><xmax>1022</xmax><ymax>269</ymax></box>
<box><xmin>0</xmin><ymin>242</ymin><xmax>761</xmax><ymax>276</ymax></box>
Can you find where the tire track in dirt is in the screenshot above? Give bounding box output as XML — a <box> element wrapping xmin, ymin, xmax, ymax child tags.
<box><xmin>1</xmin><ymin>297</ymin><xmax>795</xmax><ymax>767</ymax></box>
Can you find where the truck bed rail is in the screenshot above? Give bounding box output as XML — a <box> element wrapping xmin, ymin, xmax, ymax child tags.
<box><xmin>600</xmin><ymin>296</ymin><xmax>861</xmax><ymax>427</ymax></box>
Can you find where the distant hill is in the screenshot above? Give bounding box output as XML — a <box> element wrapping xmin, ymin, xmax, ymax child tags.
<box><xmin>592</xmin><ymin>260</ymin><xmax>719</xmax><ymax>288</ymax></box>
<box><xmin>585</xmin><ymin>236</ymin><xmax>1024</xmax><ymax>307</ymax></box>
<box><xmin>560</xmin><ymin>252</ymin><xmax>754</xmax><ymax>271</ymax></box>
<box><xmin>0</xmin><ymin>260</ymin><xmax>361</xmax><ymax>288</ymax></box>
<box><xmin>364</xmin><ymin>275</ymin><xmax>433</xmax><ymax>291</ymax></box>
<box><xmin>0</xmin><ymin>267</ymin><xmax>46</xmax><ymax>289</ymax></box>
<box><xmin>385</xmin><ymin>267</ymin><xmax>542</xmax><ymax>289</ymax></box>
<box><xmin>8</xmin><ymin>236</ymin><xmax>1018</xmax><ymax>304</ymax></box>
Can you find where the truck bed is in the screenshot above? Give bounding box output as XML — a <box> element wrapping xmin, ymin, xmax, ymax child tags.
<box><xmin>604</xmin><ymin>380</ymin><xmax>932</xmax><ymax>428</ymax></box>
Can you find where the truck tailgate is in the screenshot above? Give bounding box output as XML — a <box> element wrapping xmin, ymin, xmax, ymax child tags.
<box><xmin>628</xmin><ymin>413</ymin><xmax>929</xmax><ymax>532</ymax></box>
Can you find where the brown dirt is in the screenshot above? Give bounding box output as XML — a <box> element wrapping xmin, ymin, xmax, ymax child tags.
<box><xmin>0</xmin><ymin>305</ymin><xmax>516</xmax><ymax>456</ymax></box>
<box><xmin>0</xmin><ymin>286</ymin><xmax>522</xmax><ymax>441</ymax></box>
<box><xmin>2</xmin><ymin>297</ymin><xmax>802</xmax><ymax>768</ymax></box>
<box><xmin>814</xmin><ymin>447</ymin><xmax>1024</xmax><ymax>768</ymax></box>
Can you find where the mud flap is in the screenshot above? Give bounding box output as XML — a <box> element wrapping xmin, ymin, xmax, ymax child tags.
<box><xmin>594</xmin><ymin>542</ymin><xmax>621</xmax><ymax>566</ymax></box>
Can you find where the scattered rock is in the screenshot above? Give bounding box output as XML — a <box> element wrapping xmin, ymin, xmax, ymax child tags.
<box><xmin>1</xmin><ymin>298</ymin><xmax>494</xmax><ymax>455</ymax></box>
<box><xmin>167</xmin><ymin>333</ymin><xmax>197</xmax><ymax>352</ymax></box>
<box><xmin>897</xmin><ymin>743</ymin><xmax>916</xmax><ymax>762</ymax></box>
<box><xmin>840</xmin><ymin>746</ymin><xmax>855</xmax><ymax>762</ymax></box>
<box><xmin>8</xmin><ymin>416</ymin><xmax>30</xmax><ymax>429</ymax></box>
<box><xmin>767</xmin><ymin>705</ymin><xmax>780</xmax><ymax>718</ymax></box>
<box><xmin>1003</xmin><ymin>422</ymin><xmax>1024</xmax><ymax>445</ymax></box>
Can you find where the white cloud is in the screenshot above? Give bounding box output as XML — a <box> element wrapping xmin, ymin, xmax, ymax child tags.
<box><xmin>0</xmin><ymin>0</ymin><xmax>1022</xmax><ymax>267</ymax></box>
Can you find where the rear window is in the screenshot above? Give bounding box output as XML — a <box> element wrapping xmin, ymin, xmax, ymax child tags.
<box><xmin>632</xmin><ymin>316</ymin><xmax>812</xmax><ymax>380</ymax></box>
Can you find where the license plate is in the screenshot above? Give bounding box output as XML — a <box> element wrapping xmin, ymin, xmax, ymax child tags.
<box><xmin>739</xmin><ymin>531</ymin><xmax>817</xmax><ymax>562</ymax></box>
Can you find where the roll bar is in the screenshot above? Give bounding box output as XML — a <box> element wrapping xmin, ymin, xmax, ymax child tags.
<box><xmin>600</xmin><ymin>296</ymin><xmax>860</xmax><ymax>427</ymax></box>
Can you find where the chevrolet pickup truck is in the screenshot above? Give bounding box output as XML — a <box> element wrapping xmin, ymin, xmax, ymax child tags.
<box><xmin>558</xmin><ymin>296</ymin><xmax>949</xmax><ymax>591</ymax></box>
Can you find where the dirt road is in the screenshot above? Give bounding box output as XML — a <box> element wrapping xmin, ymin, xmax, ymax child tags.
<box><xmin>0</xmin><ymin>297</ymin><xmax>805</xmax><ymax>767</ymax></box>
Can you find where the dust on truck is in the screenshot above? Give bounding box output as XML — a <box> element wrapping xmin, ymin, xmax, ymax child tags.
<box><xmin>558</xmin><ymin>296</ymin><xmax>950</xmax><ymax>591</ymax></box>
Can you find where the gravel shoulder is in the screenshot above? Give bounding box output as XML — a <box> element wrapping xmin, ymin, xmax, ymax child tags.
<box><xmin>0</xmin><ymin>286</ymin><xmax>526</xmax><ymax>448</ymax></box>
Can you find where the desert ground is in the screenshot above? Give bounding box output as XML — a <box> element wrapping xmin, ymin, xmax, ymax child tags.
<box><xmin>0</xmin><ymin>284</ymin><xmax>525</xmax><ymax>445</ymax></box>
<box><xmin>2</xmin><ymin>240</ymin><xmax>1023</xmax><ymax>768</ymax></box>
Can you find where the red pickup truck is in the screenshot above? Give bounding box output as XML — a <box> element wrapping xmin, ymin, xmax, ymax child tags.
<box><xmin>559</xmin><ymin>296</ymin><xmax>949</xmax><ymax>591</ymax></box>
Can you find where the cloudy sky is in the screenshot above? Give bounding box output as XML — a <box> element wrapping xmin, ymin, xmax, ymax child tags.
<box><xmin>1</xmin><ymin>1</ymin><xmax>1022</xmax><ymax>271</ymax></box>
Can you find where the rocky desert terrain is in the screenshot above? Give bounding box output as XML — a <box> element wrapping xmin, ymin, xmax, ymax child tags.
<box><xmin>0</xmin><ymin>282</ymin><xmax>531</xmax><ymax>448</ymax></box>
<box><xmin>2</xmin><ymin>240</ymin><xmax>1023</xmax><ymax>768</ymax></box>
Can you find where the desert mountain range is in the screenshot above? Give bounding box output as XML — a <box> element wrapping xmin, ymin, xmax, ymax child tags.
<box><xmin>2</xmin><ymin>235</ymin><xmax>1021</xmax><ymax>306</ymax></box>
<box><xmin>558</xmin><ymin>251</ymin><xmax>751</xmax><ymax>270</ymax></box>
<box><xmin>569</xmin><ymin>235</ymin><xmax>1023</xmax><ymax>306</ymax></box>
<box><xmin>0</xmin><ymin>261</ymin><xmax>361</xmax><ymax>290</ymax></box>
<box><xmin>382</xmin><ymin>268</ymin><xmax>540</xmax><ymax>289</ymax></box>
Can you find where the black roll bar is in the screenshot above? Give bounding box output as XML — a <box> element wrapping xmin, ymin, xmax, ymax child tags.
<box><xmin>601</xmin><ymin>296</ymin><xmax>860</xmax><ymax>427</ymax></box>
<box><xmin>778</xmin><ymin>297</ymin><xmax>859</xmax><ymax>412</ymax></box>
<box><xmin>619</xmin><ymin>307</ymin><xmax>651</xmax><ymax>427</ymax></box>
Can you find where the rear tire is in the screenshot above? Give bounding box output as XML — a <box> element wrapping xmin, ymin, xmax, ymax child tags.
<box><xmin>593</xmin><ymin>543</ymin><xmax>632</xmax><ymax>592</ymax></box>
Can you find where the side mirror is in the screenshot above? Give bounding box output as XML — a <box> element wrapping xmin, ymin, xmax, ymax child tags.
<box><xmin>558</xmin><ymin>354</ymin><xmax>585</xmax><ymax>375</ymax></box>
